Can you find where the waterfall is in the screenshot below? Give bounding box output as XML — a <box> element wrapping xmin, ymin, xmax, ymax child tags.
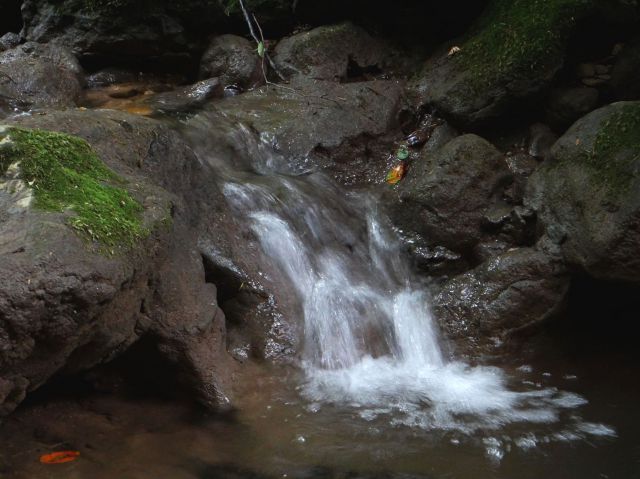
<box><xmin>189</xmin><ymin>113</ymin><xmax>614</xmax><ymax>439</ymax></box>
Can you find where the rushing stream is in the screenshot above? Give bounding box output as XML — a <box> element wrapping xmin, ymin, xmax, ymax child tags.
<box><xmin>1</xmin><ymin>110</ymin><xmax>635</xmax><ymax>479</ymax></box>
<box><xmin>198</xmin><ymin>112</ymin><xmax>616</xmax><ymax>442</ymax></box>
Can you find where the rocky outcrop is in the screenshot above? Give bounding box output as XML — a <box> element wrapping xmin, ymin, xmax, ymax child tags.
<box><xmin>0</xmin><ymin>109</ymin><xmax>238</xmax><ymax>417</ymax></box>
<box><xmin>434</xmin><ymin>240</ymin><xmax>569</xmax><ymax>352</ymax></box>
<box><xmin>385</xmin><ymin>134</ymin><xmax>512</xmax><ymax>255</ymax></box>
<box><xmin>0</xmin><ymin>42</ymin><xmax>84</xmax><ymax>109</ymax></box>
<box><xmin>273</xmin><ymin>22</ymin><xmax>391</xmax><ymax>81</ymax></box>
<box><xmin>526</xmin><ymin>101</ymin><xmax>640</xmax><ymax>283</ymax></box>
<box><xmin>210</xmin><ymin>76</ymin><xmax>404</xmax><ymax>184</ymax></box>
<box><xmin>410</xmin><ymin>0</ymin><xmax>592</xmax><ymax>127</ymax></box>
<box><xmin>20</xmin><ymin>0</ymin><xmax>227</xmax><ymax>69</ymax></box>
<box><xmin>199</xmin><ymin>34</ymin><xmax>262</xmax><ymax>89</ymax></box>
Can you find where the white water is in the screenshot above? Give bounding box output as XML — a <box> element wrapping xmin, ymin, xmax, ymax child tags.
<box><xmin>190</xmin><ymin>115</ymin><xmax>614</xmax><ymax>458</ymax></box>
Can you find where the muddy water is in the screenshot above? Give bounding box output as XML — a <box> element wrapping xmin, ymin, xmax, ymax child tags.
<box><xmin>0</xmin><ymin>329</ymin><xmax>638</xmax><ymax>479</ymax></box>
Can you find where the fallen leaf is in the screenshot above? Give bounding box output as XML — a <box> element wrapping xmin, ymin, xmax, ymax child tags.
<box><xmin>448</xmin><ymin>46</ymin><xmax>462</xmax><ymax>57</ymax></box>
<box><xmin>386</xmin><ymin>162</ymin><xmax>407</xmax><ymax>185</ymax></box>
<box><xmin>40</xmin><ymin>451</ymin><xmax>80</xmax><ymax>464</ymax></box>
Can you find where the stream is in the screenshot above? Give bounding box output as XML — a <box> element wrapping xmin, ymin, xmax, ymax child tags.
<box><xmin>0</xmin><ymin>106</ymin><xmax>638</xmax><ymax>479</ymax></box>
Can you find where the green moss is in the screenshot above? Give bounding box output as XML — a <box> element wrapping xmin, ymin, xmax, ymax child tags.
<box><xmin>456</xmin><ymin>0</ymin><xmax>592</xmax><ymax>90</ymax></box>
<box><xmin>586</xmin><ymin>103</ymin><xmax>640</xmax><ymax>191</ymax></box>
<box><xmin>0</xmin><ymin>127</ymin><xmax>147</xmax><ymax>248</ymax></box>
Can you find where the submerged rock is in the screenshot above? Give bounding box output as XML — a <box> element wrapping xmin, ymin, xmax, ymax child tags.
<box><xmin>199</xmin><ymin>34</ymin><xmax>262</xmax><ymax>89</ymax></box>
<box><xmin>0</xmin><ymin>42</ymin><xmax>84</xmax><ymax>109</ymax></box>
<box><xmin>273</xmin><ymin>22</ymin><xmax>391</xmax><ymax>81</ymax></box>
<box><xmin>526</xmin><ymin>101</ymin><xmax>640</xmax><ymax>283</ymax></box>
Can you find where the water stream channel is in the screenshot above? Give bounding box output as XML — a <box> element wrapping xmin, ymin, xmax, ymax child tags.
<box><xmin>0</xmin><ymin>106</ymin><xmax>638</xmax><ymax>479</ymax></box>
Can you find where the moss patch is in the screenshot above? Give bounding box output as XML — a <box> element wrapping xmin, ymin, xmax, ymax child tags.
<box><xmin>0</xmin><ymin>127</ymin><xmax>147</xmax><ymax>248</ymax></box>
<box><xmin>456</xmin><ymin>0</ymin><xmax>593</xmax><ymax>89</ymax></box>
<box><xmin>586</xmin><ymin>103</ymin><xmax>640</xmax><ymax>191</ymax></box>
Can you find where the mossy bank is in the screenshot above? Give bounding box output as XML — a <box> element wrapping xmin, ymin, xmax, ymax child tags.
<box><xmin>0</xmin><ymin>126</ymin><xmax>147</xmax><ymax>249</ymax></box>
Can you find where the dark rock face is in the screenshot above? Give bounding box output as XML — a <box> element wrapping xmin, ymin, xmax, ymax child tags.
<box><xmin>0</xmin><ymin>109</ymin><xmax>238</xmax><ymax>416</ymax></box>
<box><xmin>545</xmin><ymin>87</ymin><xmax>600</xmax><ymax>131</ymax></box>
<box><xmin>273</xmin><ymin>22</ymin><xmax>391</xmax><ymax>81</ymax></box>
<box><xmin>199</xmin><ymin>34</ymin><xmax>262</xmax><ymax>89</ymax></box>
<box><xmin>0</xmin><ymin>42</ymin><xmax>83</xmax><ymax>109</ymax></box>
<box><xmin>385</xmin><ymin>135</ymin><xmax>512</xmax><ymax>254</ymax></box>
<box><xmin>210</xmin><ymin>76</ymin><xmax>403</xmax><ymax>184</ymax></box>
<box><xmin>611</xmin><ymin>37</ymin><xmax>640</xmax><ymax>101</ymax></box>
<box><xmin>20</xmin><ymin>0</ymin><xmax>226</xmax><ymax>69</ymax></box>
<box><xmin>434</xmin><ymin>241</ymin><xmax>569</xmax><ymax>352</ymax></box>
<box><xmin>526</xmin><ymin>101</ymin><xmax>640</xmax><ymax>283</ymax></box>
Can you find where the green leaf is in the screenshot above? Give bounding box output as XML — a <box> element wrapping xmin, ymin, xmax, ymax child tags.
<box><xmin>396</xmin><ymin>146</ymin><xmax>409</xmax><ymax>160</ymax></box>
<box><xmin>257</xmin><ymin>41</ymin><xmax>265</xmax><ymax>58</ymax></box>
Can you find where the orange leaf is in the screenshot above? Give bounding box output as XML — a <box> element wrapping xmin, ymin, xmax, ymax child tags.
<box><xmin>386</xmin><ymin>162</ymin><xmax>407</xmax><ymax>185</ymax></box>
<box><xmin>40</xmin><ymin>451</ymin><xmax>80</xmax><ymax>464</ymax></box>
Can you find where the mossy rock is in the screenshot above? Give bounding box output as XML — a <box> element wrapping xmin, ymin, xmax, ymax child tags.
<box><xmin>0</xmin><ymin>126</ymin><xmax>147</xmax><ymax>249</ymax></box>
<box><xmin>525</xmin><ymin>101</ymin><xmax>640</xmax><ymax>282</ymax></box>
<box><xmin>410</xmin><ymin>0</ymin><xmax>596</xmax><ymax>127</ymax></box>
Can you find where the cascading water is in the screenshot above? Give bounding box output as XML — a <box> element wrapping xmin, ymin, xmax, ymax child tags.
<box><xmin>190</xmin><ymin>112</ymin><xmax>615</xmax><ymax>454</ymax></box>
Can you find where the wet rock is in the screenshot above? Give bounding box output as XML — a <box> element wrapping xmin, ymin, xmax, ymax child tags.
<box><xmin>0</xmin><ymin>42</ymin><xmax>84</xmax><ymax>108</ymax></box>
<box><xmin>199</xmin><ymin>34</ymin><xmax>262</xmax><ymax>89</ymax></box>
<box><xmin>434</xmin><ymin>242</ymin><xmax>569</xmax><ymax>348</ymax></box>
<box><xmin>545</xmin><ymin>87</ymin><xmax>599</xmax><ymax>130</ymax></box>
<box><xmin>0</xmin><ymin>109</ymin><xmax>237</xmax><ymax>416</ymax></box>
<box><xmin>210</xmin><ymin>76</ymin><xmax>403</xmax><ymax>184</ymax></box>
<box><xmin>0</xmin><ymin>33</ymin><xmax>20</xmax><ymax>52</ymax></box>
<box><xmin>409</xmin><ymin>0</ymin><xmax>591</xmax><ymax>127</ymax></box>
<box><xmin>611</xmin><ymin>37</ymin><xmax>640</xmax><ymax>101</ymax></box>
<box><xmin>386</xmin><ymin>134</ymin><xmax>512</xmax><ymax>253</ymax></box>
<box><xmin>505</xmin><ymin>152</ymin><xmax>540</xmax><ymax>204</ymax></box>
<box><xmin>144</xmin><ymin>78</ymin><xmax>223</xmax><ymax>114</ymax></box>
<box><xmin>526</xmin><ymin>101</ymin><xmax>640</xmax><ymax>282</ymax></box>
<box><xmin>86</xmin><ymin>68</ymin><xmax>138</xmax><ymax>88</ymax></box>
<box><xmin>273</xmin><ymin>22</ymin><xmax>391</xmax><ymax>81</ymax></box>
<box><xmin>422</xmin><ymin>122</ymin><xmax>459</xmax><ymax>154</ymax></box>
<box><xmin>527</xmin><ymin>123</ymin><xmax>558</xmax><ymax>160</ymax></box>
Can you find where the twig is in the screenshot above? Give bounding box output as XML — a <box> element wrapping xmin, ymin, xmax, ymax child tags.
<box><xmin>237</xmin><ymin>0</ymin><xmax>286</xmax><ymax>82</ymax></box>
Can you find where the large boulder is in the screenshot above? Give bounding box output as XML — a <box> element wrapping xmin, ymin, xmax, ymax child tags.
<box><xmin>0</xmin><ymin>109</ymin><xmax>237</xmax><ymax>416</ymax></box>
<box><xmin>409</xmin><ymin>0</ymin><xmax>592</xmax><ymax>127</ymax></box>
<box><xmin>20</xmin><ymin>0</ymin><xmax>227</xmax><ymax>69</ymax></box>
<box><xmin>209</xmin><ymin>76</ymin><xmax>403</xmax><ymax>184</ymax></box>
<box><xmin>199</xmin><ymin>34</ymin><xmax>262</xmax><ymax>89</ymax></box>
<box><xmin>385</xmin><ymin>134</ymin><xmax>512</xmax><ymax>254</ymax></box>
<box><xmin>0</xmin><ymin>42</ymin><xmax>84</xmax><ymax>109</ymax></box>
<box><xmin>273</xmin><ymin>22</ymin><xmax>391</xmax><ymax>81</ymax></box>
<box><xmin>526</xmin><ymin>101</ymin><xmax>640</xmax><ymax>283</ymax></box>
<box><xmin>434</xmin><ymin>240</ymin><xmax>569</xmax><ymax>352</ymax></box>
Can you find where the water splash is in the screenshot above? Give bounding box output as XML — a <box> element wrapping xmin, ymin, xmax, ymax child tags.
<box><xmin>195</xmin><ymin>116</ymin><xmax>615</xmax><ymax>456</ymax></box>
